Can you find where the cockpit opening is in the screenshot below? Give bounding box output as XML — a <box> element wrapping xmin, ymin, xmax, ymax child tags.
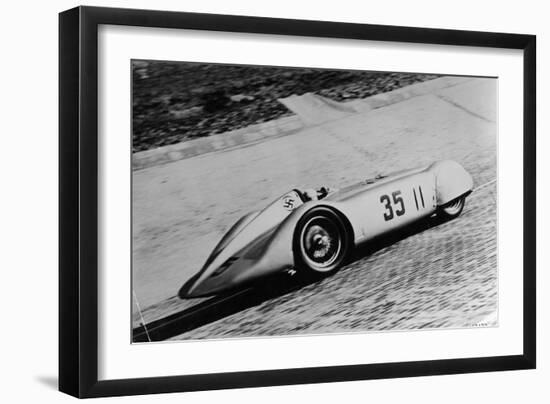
<box><xmin>296</xmin><ymin>186</ymin><xmax>331</xmax><ymax>202</ymax></box>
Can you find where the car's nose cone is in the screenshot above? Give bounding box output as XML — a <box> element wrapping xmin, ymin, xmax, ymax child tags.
<box><xmin>178</xmin><ymin>273</ymin><xmax>201</xmax><ymax>298</ymax></box>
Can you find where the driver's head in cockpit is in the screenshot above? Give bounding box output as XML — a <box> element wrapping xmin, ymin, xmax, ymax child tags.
<box><xmin>302</xmin><ymin>186</ymin><xmax>330</xmax><ymax>202</ymax></box>
<box><xmin>316</xmin><ymin>186</ymin><xmax>330</xmax><ymax>200</ymax></box>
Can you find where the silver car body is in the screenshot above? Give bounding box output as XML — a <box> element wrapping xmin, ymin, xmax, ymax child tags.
<box><xmin>179</xmin><ymin>160</ymin><xmax>473</xmax><ymax>298</ymax></box>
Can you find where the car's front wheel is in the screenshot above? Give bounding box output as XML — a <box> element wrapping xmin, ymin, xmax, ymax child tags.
<box><xmin>438</xmin><ymin>196</ymin><xmax>466</xmax><ymax>219</ymax></box>
<box><xmin>293</xmin><ymin>207</ymin><xmax>350</xmax><ymax>276</ymax></box>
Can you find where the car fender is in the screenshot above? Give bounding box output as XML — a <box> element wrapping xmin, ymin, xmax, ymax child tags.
<box><xmin>428</xmin><ymin>160</ymin><xmax>473</xmax><ymax>205</ymax></box>
<box><xmin>208</xmin><ymin>211</ymin><xmax>258</xmax><ymax>256</ymax></box>
<box><xmin>236</xmin><ymin>202</ymin><xmax>351</xmax><ymax>281</ymax></box>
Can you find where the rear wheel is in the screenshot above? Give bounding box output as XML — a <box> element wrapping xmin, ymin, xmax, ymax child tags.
<box><xmin>438</xmin><ymin>196</ymin><xmax>466</xmax><ymax>219</ymax></box>
<box><xmin>293</xmin><ymin>207</ymin><xmax>350</xmax><ymax>276</ymax></box>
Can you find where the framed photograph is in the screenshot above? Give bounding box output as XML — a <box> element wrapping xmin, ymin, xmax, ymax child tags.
<box><xmin>59</xmin><ymin>6</ymin><xmax>536</xmax><ymax>398</ymax></box>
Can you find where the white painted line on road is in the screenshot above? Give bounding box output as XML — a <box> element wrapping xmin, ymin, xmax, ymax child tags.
<box><xmin>476</xmin><ymin>178</ymin><xmax>497</xmax><ymax>191</ymax></box>
<box><xmin>133</xmin><ymin>290</ymin><xmax>151</xmax><ymax>342</ymax></box>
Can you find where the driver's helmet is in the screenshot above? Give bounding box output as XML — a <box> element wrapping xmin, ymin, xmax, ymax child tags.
<box><xmin>301</xmin><ymin>188</ymin><xmax>318</xmax><ymax>201</ymax></box>
<box><xmin>317</xmin><ymin>186</ymin><xmax>330</xmax><ymax>200</ymax></box>
<box><xmin>302</xmin><ymin>186</ymin><xmax>330</xmax><ymax>202</ymax></box>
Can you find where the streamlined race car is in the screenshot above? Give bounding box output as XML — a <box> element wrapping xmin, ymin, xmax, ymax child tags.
<box><xmin>179</xmin><ymin>160</ymin><xmax>473</xmax><ymax>298</ymax></box>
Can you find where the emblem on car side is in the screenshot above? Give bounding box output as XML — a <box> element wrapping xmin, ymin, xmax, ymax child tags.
<box><xmin>282</xmin><ymin>197</ymin><xmax>295</xmax><ymax>210</ymax></box>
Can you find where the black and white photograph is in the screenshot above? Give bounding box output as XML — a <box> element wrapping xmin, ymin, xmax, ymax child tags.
<box><xmin>131</xmin><ymin>61</ymin><xmax>498</xmax><ymax>343</ymax></box>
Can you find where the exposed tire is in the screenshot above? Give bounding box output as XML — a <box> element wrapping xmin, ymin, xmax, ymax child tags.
<box><xmin>438</xmin><ymin>196</ymin><xmax>466</xmax><ymax>219</ymax></box>
<box><xmin>293</xmin><ymin>207</ymin><xmax>350</xmax><ymax>276</ymax></box>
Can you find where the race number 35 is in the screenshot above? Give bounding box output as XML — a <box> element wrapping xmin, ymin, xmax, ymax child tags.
<box><xmin>380</xmin><ymin>190</ymin><xmax>405</xmax><ymax>221</ymax></box>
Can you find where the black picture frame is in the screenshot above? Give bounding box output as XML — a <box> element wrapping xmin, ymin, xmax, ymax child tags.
<box><xmin>59</xmin><ymin>5</ymin><xmax>536</xmax><ymax>398</ymax></box>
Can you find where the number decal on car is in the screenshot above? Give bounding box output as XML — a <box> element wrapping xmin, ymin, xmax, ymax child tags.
<box><xmin>380</xmin><ymin>190</ymin><xmax>406</xmax><ymax>221</ymax></box>
<box><xmin>380</xmin><ymin>194</ymin><xmax>393</xmax><ymax>221</ymax></box>
<box><xmin>392</xmin><ymin>191</ymin><xmax>406</xmax><ymax>216</ymax></box>
<box><xmin>412</xmin><ymin>186</ymin><xmax>425</xmax><ymax>210</ymax></box>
